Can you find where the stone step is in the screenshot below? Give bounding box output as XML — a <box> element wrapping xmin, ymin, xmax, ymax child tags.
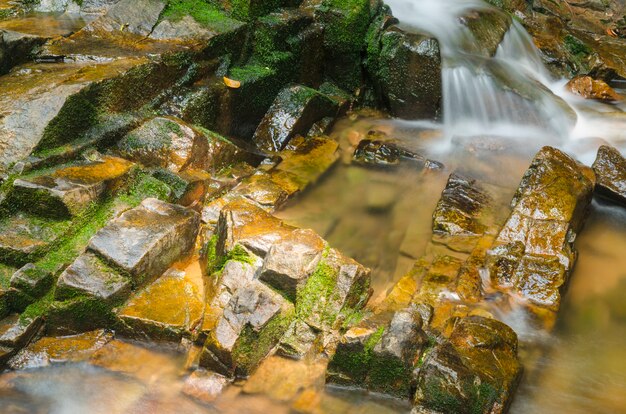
<box><xmin>0</xmin><ymin>313</ymin><xmax>42</xmax><ymax>349</ymax></box>
<box><xmin>11</xmin><ymin>156</ymin><xmax>134</xmax><ymax>219</ymax></box>
<box><xmin>88</xmin><ymin>198</ymin><xmax>200</xmax><ymax>286</ymax></box>
<box><xmin>117</xmin><ymin>262</ymin><xmax>204</xmax><ymax>342</ymax></box>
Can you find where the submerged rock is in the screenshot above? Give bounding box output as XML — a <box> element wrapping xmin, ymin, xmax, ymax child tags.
<box><xmin>566</xmin><ymin>76</ymin><xmax>623</xmax><ymax>102</ymax></box>
<box><xmin>88</xmin><ymin>198</ymin><xmax>200</xmax><ymax>286</ymax></box>
<box><xmin>592</xmin><ymin>145</ymin><xmax>626</xmax><ymax>205</ymax></box>
<box><xmin>353</xmin><ymin>139</ymin><xmax>443</xmax><ymax>169</ymax></box>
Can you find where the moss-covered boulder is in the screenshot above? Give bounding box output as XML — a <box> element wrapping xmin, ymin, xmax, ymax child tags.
<box><xmin>253</xmin><ymin>85</ymin><xmax>338</xmax><ymax>153</ymax></box>
<box><xmin>367</xmin><ymin>26</ymin><xmax>442</xmax><ymax>119</ymax></box>
<box><xmin>413</xmin><ymin>316</ymin><xmax>521</xmax><ymax>414</ymax></box>
<box><xmin>592</xmin><ymin>145</ymin><xmax>626</xmax><ymax>205</ymax></box>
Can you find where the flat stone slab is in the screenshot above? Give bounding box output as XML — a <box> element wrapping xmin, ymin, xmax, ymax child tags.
<box><xmin>12</xmin><ymin>156</ymin><xmax>133</xmax><ymax>218</ymax></box>
<box><xmin>88</xmin><ymin>0</ymin><xmax>166</xmax><ymax>36</ymax></box>
<box><xmin>0</xmin><ymin>314</ymin><xmax>42</xmax><ymax>349</ymax></box>
<box><xmin>8</xmin><ymin>329</ymin><xmax>113</xmax><ymax>370</ymax></box>
<box><xmin>117</xmin><ymin>264</ymin><xmax>204</xmax><ymax>341</ymax></box>
<box><xmin>88</xmin><ymin>198</ymin><xmax>200</xmax><ymax>285</ymax></box>
<box><xmin>55</xmin><ymin>252</ymin><xmax>132</xmax><ymax>305</ymax></box>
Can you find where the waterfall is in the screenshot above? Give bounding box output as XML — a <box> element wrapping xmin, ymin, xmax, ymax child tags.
<box><xmin>385</xmin><ymin>0</ymin><xmax>576</xmax><ymax>141</ymax></box>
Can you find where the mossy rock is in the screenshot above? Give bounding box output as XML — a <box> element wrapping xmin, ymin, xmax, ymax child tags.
<box><xmin>46</xmin><ymin>296</ymin><xmax>120</xmax><ymax>335</ymax></box>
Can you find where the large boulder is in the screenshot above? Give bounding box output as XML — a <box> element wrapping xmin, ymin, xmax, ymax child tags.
<box><xmin>487</xmin><ymin>147</ymin><xmax>594</xmax><ymax>324</ymax></box>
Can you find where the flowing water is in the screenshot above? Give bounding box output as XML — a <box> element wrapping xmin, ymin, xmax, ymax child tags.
<box><xmin>2</xmin><ymin>0</ymin><xmax>626</xmax><ymax>413</ymax></box>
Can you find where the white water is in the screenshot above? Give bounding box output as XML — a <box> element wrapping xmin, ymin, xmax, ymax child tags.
<box><xmin>385</xmin><ymin>0</ymin><xmax>626</xmax><ymax>148</ymax></box>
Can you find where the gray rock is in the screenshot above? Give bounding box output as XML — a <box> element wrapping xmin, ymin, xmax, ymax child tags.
<box><xmin>88</xmin><ymin>198</ymin><xmax>200</xmax><ymax>286</ymax></box>
<box><xmin>88</xmin><ymin>0</ymin><xmax>166</xmax><ymax>36</ymax></box>
<box><xmin>260</xmin><ymin>228</ymin><xmax>326</xmax><ymax>300</ymax></box>
<box><xmin>55</xmin><ymin>253</ymin><xmax>132</xmax><ymax>304</ymax></box>
<box><xmin>0</xmin><ymin>314</ymin><xmax>42</xmax><ymax>349</ymax></box>
<box><xmin>0</xmin><ymin>30</ymin><xmax>48</xmax><ymax>75</ymax></box>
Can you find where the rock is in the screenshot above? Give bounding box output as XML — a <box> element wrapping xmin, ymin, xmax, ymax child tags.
<box><xmin>367</xmin><ymin>309</ymin><xmax>427</xmax><ymax>396</ymax></box>
<box><xmin>88</xmin><ymin>0</ymin><xmax>167</xmax><ymax>36</ymax></box>
<box><xmin>10</xmin><ymin>264</ymin><xmax>54</xmax><ymax>299</ymax></box>
<box><xmin>152</xmin><ymin>168</ymin><xmax>212</xmax><ymax>208</ymax></box>
<box><xmin>270</xmin><ymin>135</ymin><xmax>340</xmax><ymax>193</ymax></box>
<box><xmin>327</xmin><ymin>307</ymin><xmax>426</xmax><ymax>397</ymax></box>
<box><xmin>55</xmin><ymin>253</ymin><xmax>131</xmax><ymax>305</ymax></box>
<box><xmin>0</xmin><ymin>30</ymin><xmax>48</xmax><ymax>75</ymax></box>
<box><xmin>566</xmin><ymin>76</ymin><xmax>623</xmax><ymax>102</ymax></box>
<box><xmin>296</xmin><ymin>248</ymin><xmax>371</xmax><ymax>332</ymax></box>
<box><xmin>8</xmin><ymin>330</ymin><xmax>113</xmax><ymax>370</ymax></box>
<box><xmin>11</xmin><ymin>156</ymin><xmax>134</xmax><ymax>218</ymax></box>
<box><xmin>88</xmin><ymin>198</ymin><xmax>200</xmax><ymax>286</ymax></box>
<box><xmin>117</xmin><ymin>118</ymin><xmax>209</xmax><ymax>173</ymax></box>
<box><xmin>117</xmin><ymin>266</ymin><xmax>204</xmax><ymax>341</ymax></box>
<box><xmin>253</xmin><ymin>85</ymin><xmax>338</xmax><ymax>153</ymax></box>
<box><xmin>260</xmin><ymin>229</ymin><xmax>327</xmax><ymax>301</ymax></box>
<box><xmin>215</xmin><ymin>199</ymin><xmax>296</xmax><ymax>258</ymax></box>
<box><xmin>413</xmin><ymin>316</ymin><xmax>521</xmax><ymax>414</ymax></box>
<box><xmin>228</xmin><ymin>173</ymin><xmax>291</xmax><ymax>211</ymax></box>
<box><xmin>369</xmin><ymin>27</ymin><xmax>442</xmax><ymax>118</ymax></box>
<box><xmin>0</xmin><ymin>314</ymin><xmax>42</xmax><ymax>349</ymax></box>
<box><xmin>353</xmin><ymin>139</ymin><xmax>443</xmax><ymax>169</ymax></box>
<box><xmin>0</xmin><ymin>214</ymin><xmax>68</xmax><ymax>266</ymax></box>
<box><xmin>276</xmin><ymin>319</ymin><xmax>318</xmax><ymax>359</ymax></box>
<box><xmin>463</xmin><ymin>8</ymin><xmax>512</xmax><ymax>57</ymax></box>
<box><xmin>45</xmin><ymin>296</ymin><xmax>119</xmax><ymax>336</ymax></box>
<box><xmin>487</xmin><ymin>147</ymin><xmax>594</xmax><ymax>321</ymax></box>
<box><xmin>242</xmin><ymin>355</ymin><xmax>327</xmax><ymax>401</ymax></box>
<box><xmin>151</xmin><ymin>14</ymin><xmax>243</xmax><ymax>41</ymax></box>
<box><xmin>592</xmin><ymin>145</ymin><xmax>626</xmax><ymax>204</ymax></box>
<box><xmin>200</xmin><ymin>281</ymin><xmax>295</xmax><ymax>377</ymax></box>
<box><xmin>432</xmin><ymin>173</ymin><xmax>493</xmax><ymax>253</ymax></box>
<box><xmin>182</xmin><ymin>370</ymin><xmax>231</xmax><ymax>404</ymax></box>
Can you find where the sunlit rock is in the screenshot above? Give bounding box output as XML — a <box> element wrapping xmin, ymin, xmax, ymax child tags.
<box><xmin>566</xmin><ymin>75</ymin><xmax>623</xmax><ymax>102</ymax></box>
<box><xmin>8</xmin><ymin>330</ymin><xmax>113</xmax><ymax>370</ymax></box>
<box><xmin>87</xmin><ymin>0</ymin><xmax>166</xmax><ymax>36</ymax></box>
<box><xmin>118</xmin><ymin>266</ymin><xmax>204</xmax><ymax>341</ymax></box>
<box><xmin>487</xmin><ymin>147</ymin><xmax>594</xmax><ymax>322</ymax></box>
<box><xmin>11</xmin><ymin>156</ymin><xmax>134</xmax><ymax>218</ymax></box>
<box><xmin>89</xmin><ymin>198</ymin><xmax>200</xmax><ymax>286</ymax></box>
<box><xmin>592</xmin><ymin>145</ymin><xmax>626</xmax><ymax>205</ymax></box>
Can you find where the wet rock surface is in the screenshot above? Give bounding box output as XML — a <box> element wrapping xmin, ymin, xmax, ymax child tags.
<box><xmin>566</xmin><ymin>75</ymin><xmax>623</xmax><ymax>102</ymax></box>
<box><xmin>592</xmin><ymin>145</ymin><xmax>626</xmax><ymax>205</ymax></box>
<box><xmin>89</xmin><ymin>198</ymin><xmax>200</xmax><ymax>285</ymax></box>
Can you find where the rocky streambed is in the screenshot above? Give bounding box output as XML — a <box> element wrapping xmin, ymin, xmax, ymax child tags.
<box><xmin>1</xmin><ymin>0</ymin><xmax>626</xmax><ymax>413</ymax></box>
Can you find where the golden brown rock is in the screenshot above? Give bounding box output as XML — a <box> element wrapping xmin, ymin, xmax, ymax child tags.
<box><xmin>566</xmin><ymin>75</ymin><xmax>623</xmax><ymax>102</ymax></box>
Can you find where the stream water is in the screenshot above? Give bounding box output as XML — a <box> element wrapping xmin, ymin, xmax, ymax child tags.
<box><xmin>2</xmin><ymin>0</ymin><xmax>626</xmax><ymax>413</ymax></box>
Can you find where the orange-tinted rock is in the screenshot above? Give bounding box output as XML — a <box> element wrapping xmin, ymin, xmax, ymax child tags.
<box><xmin>566</xmin><ymin>75</ymin><xmax>623</xmax><ymax>102</ymax></box>
<box><xmin>592</xmin><ymin>144</ymin><xmax>626</xmax><ymax>205</ymax></box>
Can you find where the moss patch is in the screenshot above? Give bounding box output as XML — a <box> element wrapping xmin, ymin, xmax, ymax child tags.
<box><xmin>163</xmin><ymin>0</ymin><xmax>242</xmax><ymax>31</ymax></box>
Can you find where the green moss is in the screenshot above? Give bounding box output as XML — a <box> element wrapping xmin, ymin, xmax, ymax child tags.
<box><xmin>367</xmin><ymin>353</ymin><xmax>411</xmax><ymax>396</ymax></box>
<box><xmin>327</xmin><ymin>326</ymin><xmax>384</xmax><ymax>384</ymax></box>
<box><xmin>37</xmin><ymin>93</ymin><xmax>100</xmax><ymax>151</ymax></box>
<box><xmin>162</xmin><ymin>0</ymin><xmax>243</xmax><ymax>31</ymax></box>
<box><xmin>0</xmin><ymin>264</ymin><xmax>16</xmax><ymax>290</ymax></box>
<box><xmin>423</xmin><ymin>378</ymin><xmax>463</xmax><ymax>413</ymax></box>
<box><xmin>564</xmin><ymin>34</ymin><xmax>591</xmax><ymax>57</ymax></box>
<box><xmin>422</xmin><ymin>377</ymin><xmax>500</xmax><ymax>414</ymax></box>
<box><xmin>232</xmin><ymin>305</ymin><xmax>294</xmax><ymax>375</ymax></box>
<box><xmin>295</xmin><ymin>251</ymin><xmax>337</xmax><ymax>322</ymax></box>
<box><xmin>46</xmin><ymin>295</ymin><xmax>119</xmax><ymax>333</ymax></box>
<box><xmin>20</xmin><ymin>289</ymin><xmax>54</xmax><ymax>323</ymax></box>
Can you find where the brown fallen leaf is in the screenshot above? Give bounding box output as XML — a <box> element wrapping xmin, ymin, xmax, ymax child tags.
<box><xmin>223</xmin><ymin>76</ymin><xmax>241</xmax><ymax>89</ymax></box>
